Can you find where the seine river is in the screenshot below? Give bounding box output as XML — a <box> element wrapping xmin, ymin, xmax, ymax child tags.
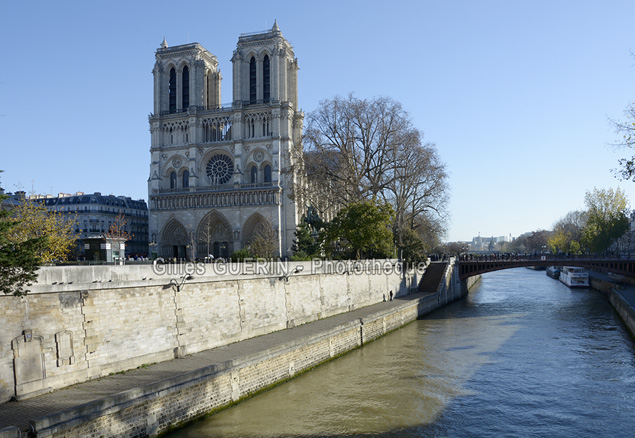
<box><xmin>168</xmin><ymin>268</ymin><xmax>635</xmax><ymax>437</ymax></box>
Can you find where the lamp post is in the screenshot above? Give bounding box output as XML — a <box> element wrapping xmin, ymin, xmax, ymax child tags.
<box><xmin>279</xmin><ymin>265</ymin><xmax>304</xmax><ymax>282</ymax></box>
<box><xmin>166</xmin><ymin>274</ymin><xmax>194</xmax><ymax>292</ymax></box>
<box><xmin>149</xmin><ymin>232</ymin><xmax>158</xmax><ymax>260</ymax></box>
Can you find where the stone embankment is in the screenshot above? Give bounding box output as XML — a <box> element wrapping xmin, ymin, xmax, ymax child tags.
<box><xmin>589</xmin><ymin>272</ymin><xmax>635</xmax><ymax>338</ymax></box>
<box><xmin>0</xmin><ymin>259</ymin><xmax>474</xmax><ymax>437</ymax></box>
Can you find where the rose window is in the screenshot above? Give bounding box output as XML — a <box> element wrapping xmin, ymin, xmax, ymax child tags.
<box><xmin>206</xmin><ymin>154</ymin><xmax>234</xmax><ymax>185</ymax></box>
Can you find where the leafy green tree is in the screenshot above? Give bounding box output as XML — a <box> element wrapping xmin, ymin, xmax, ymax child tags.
<box><xmin>398</xmin><ymin>227</ymin><xmax>427</xmax><ymax>264</ymax></box>
<box><xmin>230</xmin><ymin>248</ymin><xmax>252</xmax><ymax>261</ymax></box>
<box><xmin>582</xmin><ymin>187</ymin><xmax>629</xmax><ymax>253</ymax></box>
<box><xmin>323</xmin><ymin>199</ymin><xmax>395</xmax><ymax>259</ymax></box>
<box><xmin>292</xmin><ymin>221</ymin><xmax>321</xmax><ymax>258</ymax></box>
<box><xmin>548</xmin><ymin>211</ymin><xmax>587</xmax><ymax>255</ymax></box>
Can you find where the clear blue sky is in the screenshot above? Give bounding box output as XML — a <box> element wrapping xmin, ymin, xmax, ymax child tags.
<box><xmin>2</xmin><ymin>0</ymin><xmax>635</xmax><ymax>242</ymax></box>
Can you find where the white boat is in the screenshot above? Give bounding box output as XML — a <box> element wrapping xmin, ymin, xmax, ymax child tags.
<box><xmin>559</xmin><ymin>267</ymin><xmax>589</xmax><ymax>287</ymax></box>
<box><xmin>546</xmin><ymin>266</ymin><xmax>560</xmax><ymax>279</ymax></box>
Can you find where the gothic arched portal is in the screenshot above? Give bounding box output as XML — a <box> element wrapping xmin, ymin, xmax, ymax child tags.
<box><xmin>161</xmin><ymin>219</ymin><xmax>188</xmax><ymax>258</ymax></box>
<box><xmin>197</xmin><ymin>210</ymin><xmax>233</xmax><ymax>259</ymax></box>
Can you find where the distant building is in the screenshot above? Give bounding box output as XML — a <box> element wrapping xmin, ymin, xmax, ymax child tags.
<box><xmin>469</xmin><ymin>234</ymin><xmax>513</xmax><ymax>252</ymax></box>
<box><xmin>28</xmin><ymin>192</ymin><xmax>149</xmax><ymax>257</ymax></box>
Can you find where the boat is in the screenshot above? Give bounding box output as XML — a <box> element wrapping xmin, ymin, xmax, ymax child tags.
<box><xmin>546</xmin><ymin>266</ymin><xmax>560</xmax><ymax>279</ymax></box>
<box><xmin>559</xmin><ymin>266</ymin><xmax>589</xmax><ymax>287</ymax></box>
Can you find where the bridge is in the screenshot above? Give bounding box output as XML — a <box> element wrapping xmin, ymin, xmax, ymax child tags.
<box><xmin>457</xmin><ymin>255</ymin><xmax>635</xmax><ymax>281</ymax></box>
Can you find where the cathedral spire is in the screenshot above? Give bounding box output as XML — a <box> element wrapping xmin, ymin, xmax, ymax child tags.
<box><xmin>160</xmin><ymin>37</ymin><xmax>168</xmax><ymax>49</ymax></box>
<box><xmin>272</xmin><ymin>20</ymin><xmax>279</xmax><ymax>32</ymax></box>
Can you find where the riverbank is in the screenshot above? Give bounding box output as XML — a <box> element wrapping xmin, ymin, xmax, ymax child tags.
<box><xmin>587</xmin><ymin>271</ymin><xmax>635</xmax><ymax>338</ymax></box>
<box><xmin>0</xmin><ymin>264</ymin><xmax>472</xmax><ymax>438</ymax></box>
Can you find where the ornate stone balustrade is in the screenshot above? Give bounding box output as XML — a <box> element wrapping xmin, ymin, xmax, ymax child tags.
<box><xmin>150</xmin><ymin>186</ymin><xmax>280</xmax><ymax>210</ymax></box>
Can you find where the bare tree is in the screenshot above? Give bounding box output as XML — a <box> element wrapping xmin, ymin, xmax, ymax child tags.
<box><xmin>301</xmin><ymin>94</ymin><xmax>416</xmax><ymax>208</ymax></box>
<box><xmin>249</xmin><ymin>225</ymin><xmax>278</xmax><ymax>260</ymax></box>
<box><xmin>382</xmin><ymin>132</ymin><xmax>448</xmax><ymax>249</ymax></box>
<box><xmin>198</xmin><ymin>220</ymin><xmax>226</xmax><ymax>257</ymax></box>
<box><xmin>105</xmin><ymin>212</ymin><xmax>132</xmax><ymax>242</ymax></box>
<box><xmin>610</xmin><ymin>102</ymin><xmax>635</xmax><ymax>181</ymax></box>
<box><xmin>298</xmin><ymin>93</ymin><xmax>449</xmax><ymax>251</ymax></box>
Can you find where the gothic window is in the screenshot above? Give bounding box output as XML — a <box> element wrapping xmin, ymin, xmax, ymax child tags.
<box><xmin>263</xmin><ymin>55</ymin><xmax>270</xmax><ymax>103</ymax></box>
<box><xmin>264</xmin><ymin>164</ymin><xmax>272</xmax><ymax>183</ymax></box>
<box><xmin>170</xmin><ymin>171</ymin><xmax>177</xmax><ymax>189</ymax></box>
<box><xmin>249</xmin><ymin>57</ymin><xmax>257</xmax><ymax>104</ymax></box>
<box><xmin>250</xmin><ymin>165</ymin><xmax>257</xmax><ymax>184</ymax></box>
<box><xmin>169</xmin><ymin>68</ymin><xmax>176</xmax><ymax>113</ymax></box>
<box><xmin>182</xmin><ymin>66</ymin><xmax>190</xmax><ymax>110</ymax></box>
<box><xmin>206</xmin><ymin>154</ymin><xmax>234</xmax><ymax>185</ymax></box>
<box><xmin>182</xmin><ymin>170</ymin><xmax>189</xmax><ymax>188</ymax></box>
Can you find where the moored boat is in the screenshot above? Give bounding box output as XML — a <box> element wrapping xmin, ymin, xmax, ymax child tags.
<box><xmin>546</xmin><ymin>266</ymin><xmax>560</xmax><ymax>279</ymax></box>
<box><xmin>559</xmin><ymin>266</ymin><xmax>589</xmax><ymax>287</ymax></box>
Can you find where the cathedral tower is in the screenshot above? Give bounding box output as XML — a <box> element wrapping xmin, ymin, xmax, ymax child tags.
<box><xmin>148</xmin><ymin>23</ymin><xmax>303</xmax><ymax>259</ymax></box>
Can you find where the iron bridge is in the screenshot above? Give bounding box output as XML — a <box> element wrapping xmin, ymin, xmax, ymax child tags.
<box><xmin>458</xmin><ymin>256</ymin><xmax>635</xmax><ymax>281</ymax></box>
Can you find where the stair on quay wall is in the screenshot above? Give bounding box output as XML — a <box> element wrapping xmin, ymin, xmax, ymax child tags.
<box><xmin>418</xmin><ymin>262</ymin><xmax>448</xmax><ymax>293</ymax></box>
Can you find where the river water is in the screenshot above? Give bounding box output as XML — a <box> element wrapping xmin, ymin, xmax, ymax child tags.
<box><xmin>168</xmin><ymin>268</ymin><xmax>635</xmax><ymax>437</ymax></box>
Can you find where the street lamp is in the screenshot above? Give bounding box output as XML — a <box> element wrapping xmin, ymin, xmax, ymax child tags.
<box><xmin>279</xmin><ymin>265</ymin><xmax>304</xmax><ymax>282</ymax></box>
<box><xmin>149</xmin><ymin>233</ymin><xmax>158</xmax><ymax>260</ymax></box>
<box><xmin>164</xmin><ymin>274</ymin><xmax>194</xmax><ymax>292</ymax></box>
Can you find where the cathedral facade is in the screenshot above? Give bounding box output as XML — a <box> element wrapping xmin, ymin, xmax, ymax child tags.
<box><xmin>148</xmin><ymin>22</ymin><xmax>303</xmax><ymax>259</ymax></box>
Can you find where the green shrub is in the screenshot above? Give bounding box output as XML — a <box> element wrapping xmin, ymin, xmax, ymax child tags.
<box><xmin>230</xmin><ymin>248</ymin><xmax>252</xmax><ymax>261</ymax></box>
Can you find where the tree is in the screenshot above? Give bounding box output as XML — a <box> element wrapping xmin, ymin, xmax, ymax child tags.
<box><xmin>611</xmin><ymin>102</ymin><xmax>635</xmax><ymax>181</ymax></box>
<box><xmin>10</xmin><ymin>194</ymin><xmax>77</xmax><ymax>264</ymax></box>
<box><xmin>398</xmin><ymin>227</ymin><xmax>427</xmax><ymax>264</ymax></box>
<box><xmin>548</xmin><ymin>211</ymin><xmax>587</xmax><ymax>255</ymax></box>
<box><xmin>382</xmin><ymin>131</ymin><xmax>448</xmax><ymax>254</ymax></box>
<box><xmin>322</xmin><ymin>199</ymin><xmax>395</xmax><ymax>260</ymax></box>
<box><xmin>105</xmin><ymin>212</ymin><xmax>132</xmax><ymax>242</ymax></box>
<box><xmin>582</xmin><ymin>187</ymin><xmax>629</xmax><ymax>253</ymax></box>
<box><xmin>292</xmin><ymin>221</ymin><xmax>321</xmax><ymax>259</ymax></box>
<box><xmin>298</xmin><ymin>94</ymin><xmax>449</xmax><ymax>256</ymax></box>
<box><xmin>249</xmin><ymin>225</ymin><xmax>279</xmax><ymax>260</ymax></box>
<box><xmin>197</xmin><ymin>220</ymin><xmax>226</xmax><ymax>258</ymax></box>
<box><xmin>504</xmin><ymin>230</ymin><xmax>550</xmax><ymax>254</ymax></box>
<box><xmin>0</xmin><ymin>186</ymin><xmax>46</xmax><ymax>296</ymax></box>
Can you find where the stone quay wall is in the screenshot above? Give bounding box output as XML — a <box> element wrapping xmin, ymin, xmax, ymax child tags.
<box><xmin>0</xmin><ymin>259</ymin><xmax>420</xmax><ymax>404</ymax></box>
<box><xmin>609</xmin><ymin>289</ymin><xmax>635</xmax><ymax>337</ymax></box>
<box><xmin>24</xmin><ymin>260</ymin><xmax>469</xmax><ymax>438</ymax></box>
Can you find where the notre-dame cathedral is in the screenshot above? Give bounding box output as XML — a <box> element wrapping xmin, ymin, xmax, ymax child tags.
<box><xmin>147</xmin><ymin>22</ymin><xmax>303</xmax><ymax>259</ymax></box>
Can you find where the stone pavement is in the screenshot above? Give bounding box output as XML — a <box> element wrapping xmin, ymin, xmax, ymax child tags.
<box><xmin>0</xmin><ymin>291</ymin><xmax>433</xmax><ymax>434</ymax></box>
<box><xmin>588</xmin><ymin>270</ymin><xmax>635</xmax><ymax>308</ymax></box>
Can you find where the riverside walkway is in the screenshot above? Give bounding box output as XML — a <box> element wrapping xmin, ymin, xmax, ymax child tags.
<box><xmin>0</xmin><ymin>290</ymin><xmax>437</xmax><ymax>436</ymax></box>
